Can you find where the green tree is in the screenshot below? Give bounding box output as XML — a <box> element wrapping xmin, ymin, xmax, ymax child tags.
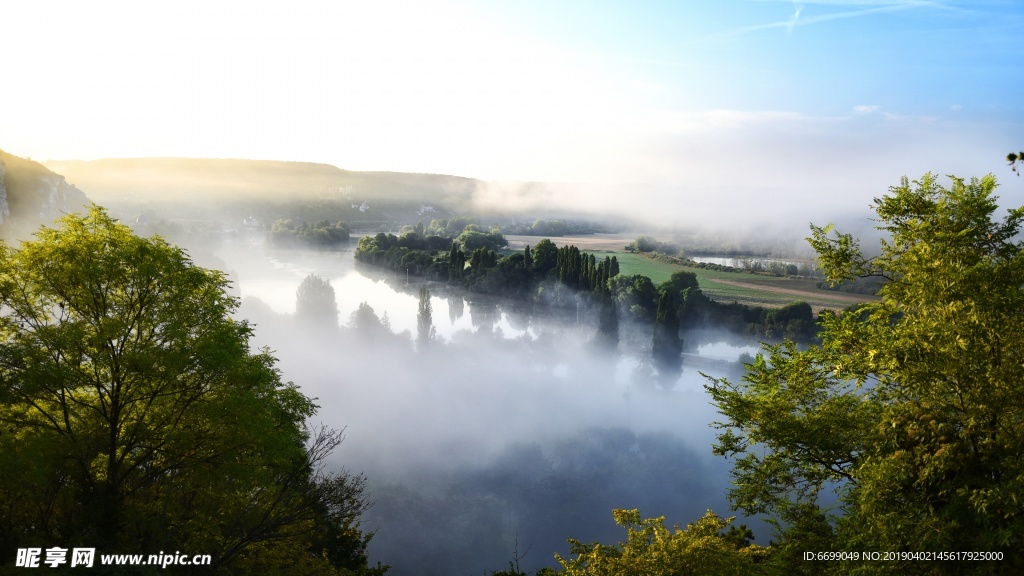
<box><xmin>449</xmin><ymin>241</ymin><xmax>466</xmax><ymax>280</ymax></box>
<box><xmin>660</xmin><ymin>270</ymin><xmax>699</xmax><ymax>296</ymax></box>
<box><xmin>659</xmin><ymin>270</ymin><xmax>700</xmax><ymax>328</ymax></box>
<box><xmin>269</xmin><ymin>218</ymin><xmax>350</xmax><ymax>247</ymax></box>
<box><xmin>707</xmin><ymin>174</ymin><xmax>1024</xmax><ymax>574</ymax></box>
<box><xmin>297</xmin><ymin>273</ymin><xmax>339</xmax><ymax>330</ymax></box>
<box><xmin>532</xmin><ymin>239</ymin><xmax>558</xmax><ymax>277</ymax></box>
<box><xmin>0</xmin><ymin>207</ymin><xmax>380</xmax><ymax>573</ymax></box>
<box><xmin>457</xmin><ymin>229</ymin><xmax>506</xmax><ymax>252</ymax></box>
<box><xmin>553</xmin><ymin>509</ymin><xmax>767</xmax><ymax>576</ymax></box>
<box><xmin>611</xmin><ymin>274</ymin><xmax>658</xmax><ymax>322</ymax></box>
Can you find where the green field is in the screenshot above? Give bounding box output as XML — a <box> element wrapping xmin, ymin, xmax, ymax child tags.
<box><xmin>599</xmin><ymin>251</ymin><xmax>676</xmax><ymax>284</ymax></box>
<box><xmin>608</xmin><ymin>252</ymin><xmax>875</xmax><ymax>311</ymax></box>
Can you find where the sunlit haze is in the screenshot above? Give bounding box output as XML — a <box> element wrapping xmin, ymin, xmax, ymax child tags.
<box><xmin>2</xmin><ymin>0</ymin><xmax>1022</xmax><ymax>222</ymax></box>
<box><xmin>4</xmin><ymin>4</ymin><xmax>1024</xmax><ymax>573</ymax></box>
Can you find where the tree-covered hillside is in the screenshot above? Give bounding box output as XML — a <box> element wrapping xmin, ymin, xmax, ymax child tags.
<box><xmin>42</xmin><ymin>158</ymin><xmax>484</xmax><ymax>229</ymax></box>
<box><xmin>0</xmin><ymin>149</ymin><xmax>89</xmax><ymax>239</ymax></box>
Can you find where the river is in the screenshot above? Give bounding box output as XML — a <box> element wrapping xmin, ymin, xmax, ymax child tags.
<box><xmin>210</xmin><ymin>237</ymin><xmax>769</xmax><ymax>575</ymax></box>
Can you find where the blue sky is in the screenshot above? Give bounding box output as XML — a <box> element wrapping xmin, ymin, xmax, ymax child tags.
<box><xmin>467</xmin><ymin>0</ymin><xmax>1021</xmax><ymax>116</ymax></box>
<box><xmin>2</xmin><ymin>0</ymin><xmax>1021</xmax><ymax>225</ymax></box>
<box><xmin>520</xmin><ymin>0</ymin><xmax>1015</xmax><ymax>111</ymax></box>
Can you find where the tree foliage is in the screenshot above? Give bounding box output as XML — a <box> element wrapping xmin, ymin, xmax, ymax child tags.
<box><xmin>269</xmin><ymin>218</ymin><xmax>350</xmax><ymax>247</ymax></box>
<box><xmin>610</xmin><ymin>274</ymin><xmax>658</xmax><ymax>322</ymax></box>
<box><xmin>297</xmin><ymin>273</ymin><xmax>339</xmax><ymax>330</ymax></box>
<box><xmin>707</xmin><ymin>174</ymin><xmax>1024</xmax><ymax>574</ymax></box>
<box><xmin>624</xmin><ymin>236</ymin><xmax>682</xmax><ymax>256</ymax></box>
<box><xmin>0</xmin><ymin>207</ymin><xmax>382</xmax><ymax>574</ymax></box>
<box><xmin>554</xmin><ymin>246</ymin><xmax>617</xmax><ymax>293</ymax></box>
<box><xmin>553</xmin><ymin>509</ymin><xmax>767</xmax><ymax>576</ymax></box>
<box><xmin>531</xmin><ymin>239</ymin><xmax>559</xmax><ymax>278</ymax></box>
<box><xmin>457</xmin><ymin>227</ymin><xmax>507</xmax><ymax>252</ymax></box>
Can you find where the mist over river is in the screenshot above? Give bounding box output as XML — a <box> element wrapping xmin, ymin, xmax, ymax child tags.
<box><xmin>212</xmin><ymin>238</ymin><xmax>768</xmax><ymax>575</ymax></box>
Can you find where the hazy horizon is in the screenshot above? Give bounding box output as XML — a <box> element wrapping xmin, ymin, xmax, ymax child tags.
<box><xmin>3</xmin><ymin>0</ymin><xmax>1021</xmax><ymax>229</ymax></box>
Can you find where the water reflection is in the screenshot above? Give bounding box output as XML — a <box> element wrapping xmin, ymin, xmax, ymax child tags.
<box><xmin>690</xmin><ymin>255</ymin><xmax>804</xmax><ymax>268</ymax></box>
<box><xmin>216</xmin><ymin>240</ymin><xmax>535</xmax><ymax>340</ymax></box>
<box><xmin>216</xmin><ymin>240</ymin><xmax>766</xmax><ymax>358</ymax></box>
<box><xmin>211</xmin><ymin>238</ymin><xmax>768</xmax><ymax>575</ymax></box>
<box><xmin>447</xmin><ymin>294</ymin><xmax>464</xmax><ymax>324</ymax></box>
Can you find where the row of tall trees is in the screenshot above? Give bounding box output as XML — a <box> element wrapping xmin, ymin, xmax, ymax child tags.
<box><xmin>554</xmin><ymin>245</ymin><xmax>619</xmax><ymax>293</ymax></box>
<box><xmin>356</xmin><ymin>231</ymin><xmax>819</xmax><ymax>370</ymax></box>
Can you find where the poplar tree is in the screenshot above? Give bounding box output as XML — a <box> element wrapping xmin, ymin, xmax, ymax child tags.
<box><xmin>417</xmin><ymin>286</ymin><xmax>435</xmax><ymax>348</ymax></box>
<box><xmin>449</xmin><ymin>241</ymin><xmax>465</xmax><ymax>281</ymax></box>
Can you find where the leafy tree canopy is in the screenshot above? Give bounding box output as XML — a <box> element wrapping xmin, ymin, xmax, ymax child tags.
<box><xmin>269</xmin><ymin>218</ymin><xmax>350</xmax><ymax>247</ymax></box>
<box><xmin>553</xmin><ymin>509</ymin><xmax>767</xmax><ymax>576</ymax></box>
<box><xmin>707</xmin><ymin>174</ymin><xmax>1024</xmax><ymax>574</ymax></box>
<box><xmin>0</xmin><ymin>206</ymin><xmax>382</xmax><ymax>574</ymax></box>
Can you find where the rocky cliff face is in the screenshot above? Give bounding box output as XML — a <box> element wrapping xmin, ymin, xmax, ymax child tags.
<box><xmin>0</xmin><ymin>150</ymin><xmax>90</xmax><ymax>239</ymax></box>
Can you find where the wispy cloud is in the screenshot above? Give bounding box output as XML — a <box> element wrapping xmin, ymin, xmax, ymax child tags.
<box><xmin>785</xmin><ymin>2</ymin><xmax>805</xmax><ymax>34</ymax></box>
<box><xmin>733</xmin><ymin>0</ymin><xmax>950</xmax><ymax>36</ymax></box>
<box><xmin>746</xmin><ymin>0</ymin><xmax>953</xmax><ymax>7</ymax></box>
<box><xmin>850</xmin><ymin>104</ymin><xmax>938</xmax><ymax>123</ymax></box>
